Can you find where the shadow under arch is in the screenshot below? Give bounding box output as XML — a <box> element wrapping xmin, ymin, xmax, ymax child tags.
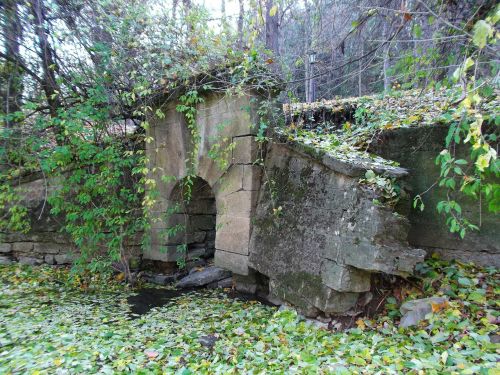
<box><xmin>167</xmin><ymin>176</ymin><xmax>216</xmax><ymax>263</ymax></box>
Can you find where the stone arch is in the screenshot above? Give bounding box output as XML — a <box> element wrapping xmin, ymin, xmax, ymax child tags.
<box><xmin>145</xmin><ymin>92</ymin><xmax>262</xmax><ymax>276</ymax></box>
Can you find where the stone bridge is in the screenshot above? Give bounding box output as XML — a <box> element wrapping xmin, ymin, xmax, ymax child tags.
<box><xmin>2</xmin><ymin>89</ymin><xmax>497</xmax><ymax>317</ymax></box>
<box><xmin>143</xmin><ymin>91</ymin><xmax>428</xmax><ymax>316</ymax></box>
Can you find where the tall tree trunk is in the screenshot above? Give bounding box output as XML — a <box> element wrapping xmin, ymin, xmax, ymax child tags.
<box><xmin>383</xmin><ymin>21</ymin><xmax>391</xmax><ymax>93</ymax></box>
<box><xmin>237</xmin><ymin>0</ymin><xmax>244</xmax><ymax>48</ymax></box>
<box><xmin>182</xmin><ymin>0</ymin><xmax>192</xmax><ymax>32</ymax></box>
<box><xmin>303</xmin><ymin>0</ymin><xmax>311</xmax><ymax>102</ymax></box>
<box><xmin>1</xmin><ymin>0</ymin><xmax>23</xmax><ymax>128</ymax></box>
<box><xmin>358</xmin><ymin>43</ymin><xmax>363</xmax><ymax>97</ymax></box>
<box><xmin>30</xmin><ymin>0</ymin><xmax>61</xmax><ymax>118</ymax></box>
<box><xmin>265</xmin><ymin>0</ymin><xmax>279</xmax><ymax>57</ymax></box>
<box><xmin>221</xmin><ymin>0</ymin><xmax>226</xmax><ymax>29</ymax></box>
<box><xmin>172</xmin><ymin>0</ymin><xmax>178</xmax><ymax>20</ymax></box>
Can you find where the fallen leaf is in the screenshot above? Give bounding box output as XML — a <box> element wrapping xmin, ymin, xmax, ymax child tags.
<box><xmin>144</xmin><ymin>349</ymin><xmax>159</xmax><ymax>359</ymax></box>
<box><xmin>431</xmin><ymin>300</ymin><xmax>449</xmax><ymax>313</ymax></box>
<box><xmin>355</xmin><ymin>318</ymin><xmax>366</xmax><ymax>330</ymax></box>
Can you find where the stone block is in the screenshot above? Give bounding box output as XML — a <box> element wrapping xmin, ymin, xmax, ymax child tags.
<box><xmin>320</xmin><ymin>259</ymin><xmax>371</xmax><ymax>293</ymax></box>
<box><xmin>215</xmin><ymin>277</ymin><xmax>233</xmax><ymax>289</ymax></box>
<box><xmin>185</xmin><ymin>231</ymin><xmax>206</xmax><ymax>244</ymax></box>
<box><xmin>0</xmin><ymin>256</ymin><xmax>13</xmax><ymax>265</ymax></box>
<box><xmin>5</xmin><ymin>232</ymin><xmax>68</xmax><ymax>245</ymax></box>
<box><xmin>33</xmin><ymin>243</ymin><xmax>65</xmax><ymax>255</ymax></box>
<box><xmin>233</xmin><ymin>273</ymin><xmax>258</xmax><ymax>294</ymax></box>
<box><xmin>150</xmin><ymin>211</ymin><xmax>185</xmax><ymax>230</ymax></box>
<box><xmin>144</xmin><ymin>245</ymin><xmax>182</xmax><ymax>262</ymax></box>
<box><xmin>270</xmin><ymin>276</ymin><xmax>359</xmax><ymax>316</ymax></box>
<box><xmin>0</xmin><ymin>243</ymin><xmax>12</xmax><ymax>253</ymax></box>
<box><xmin>216</xmin><ymin>190</ymin><xmax>257</xmax><ymax>218</ymax></box>
<box><xmin>214</xmin><ymin>165</ymin><xmax>244</xmax><ymax>198</ymax></box>
<box><xmin>13</xmin><ymin>242</ymin><xmax>34</xmax><ymax>253</ymax></box>
<box><xmin>399</xmin><ymin>297</ymin><xmax>448</xmax><ymax>328</ymax></box>
<box><xmin>214</xmin><ymin>250</ymin><xmax>250</xmax><ymax>275</ymax></box>
<box><xmin>338</xmin><ymin>241</ymin><xmax>426</xmax><ymax>276</ymax></box>
<box><xmin>150</xmin><ymin>220</ymin><xmax>188</xmax><ymax>245</ymax></box>
<box><xmin>187</xmin><ymin>245</ymin><xmax>208</xmax><ymax>260</ymax></box>
<box><xmin>232</xmin><ymin>136</ymin><xmax>258</xmax><ymax>164</ymax></box>
<box><xmin>55</xmin><ymin>253</ymin><xmax>74</xmax><ymax>264</ymax></box>
<box><xmin>44</xmin><ymin>254</ymin><xmax>55</xmax><ymax>265</ymax></box>
<box><xmin>177</xmin><ymin>266</ymin><xmax>231</xmax><ymax>288</ymax></box>
<box><xmin>196</xmin><ymin>94</ymin><xmax>257</xmax><ymax>138</ymax></box>
<box><xmin>269</xmin><ymin>279</ymin><xmax>319</xmax><ymax>317</ymax></box>
<box><xmin>215</xmin><ymin>215</ymin><xmax>251</xmax><ymax>255</ymax></box>
<box><xmin>242</xmin><ymin>165</ymin><xmax>262</xmax><ymax>191</ymax></box>
<box><xmin>197</xmin><ymin>157</ymin><xmax>227</xmax><ymax>188</ymax></box>
<box><xmin>19</xmin><ymin>257</ymin><xmax>43</xmax><ymax>266</ymax></box>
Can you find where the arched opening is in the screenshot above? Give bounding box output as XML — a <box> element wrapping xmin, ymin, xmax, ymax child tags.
<box><xmin>168</xmin><ymin>176</ymin><xmax>216</xmax><ymax>263</ymax></box>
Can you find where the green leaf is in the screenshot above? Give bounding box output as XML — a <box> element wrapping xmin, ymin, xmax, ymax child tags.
<box><xmin>413</xmin><ymin>24</ymin><xmax>422</xmax><ymax>38</ymax></box>
<box><xmin>472</xmin><ymin>20</ymin><xmax>493</xmax><ymax>49</ymax></box>
<box><xmin>269</xmin><ymin>5</ymin><xmax>278</xmax><ymax>17</ymax></box>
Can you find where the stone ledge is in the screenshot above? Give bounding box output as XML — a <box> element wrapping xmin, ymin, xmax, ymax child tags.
<box><xmin>274</xmin><ymin>133</ymin><xmax>408</xmax><ymax>178</ymax></box>
<box><xmin>332</xmin><ymin>242</ymin><xmax>426</xmax><ymax>276</ymax></box>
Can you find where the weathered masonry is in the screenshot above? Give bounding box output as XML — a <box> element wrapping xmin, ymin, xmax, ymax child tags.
<box><xmin>144</xmin><ymin>93</ymin><xmax>262</xmax><ymax>275</ymax></box>
<box><xmin>143</xmin><ymin>90</ymin><xmax>498</xmax><ymax>316</ymax></box>
<box><xmin>2</xmin><ymin>89</ymin><xmax>498</xmax><ymax>317</ymax></box>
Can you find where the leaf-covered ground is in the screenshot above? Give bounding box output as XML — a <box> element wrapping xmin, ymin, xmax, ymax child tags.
<box><xmin>0</xmin><ymin>258</ymin><xmax>498</xmax><ymax>374</ymax></box>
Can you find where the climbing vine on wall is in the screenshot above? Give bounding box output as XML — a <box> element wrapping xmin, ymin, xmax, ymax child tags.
<box><xmin>414</xmin><ymin>11</ymin><xmax>500</xmax><ymax>238</ymax></box>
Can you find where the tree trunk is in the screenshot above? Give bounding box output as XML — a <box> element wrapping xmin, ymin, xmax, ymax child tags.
<box><xmin>383</xmin><ymin>21</ymin><xmax>391</xmax><ymax>93</ymax></box>
<box><xmin>265</xmin><ymin>0</ymin><xmax>279</xmax><ymax>57</ymax></box>
<box><xmin>303</xmin><ymin>0</ymin><xmax>311</xmax><ymax>102</ymax></box>
<box><xmin>1</xmin><ymin>0</ymin><xmax>23</xmax><ymax>128</ymax></box>
<box><xmin>237</xmin><ymin>0</ymin><xmax>244</xmax><ymax>48</ymax></box>
<box><xmin>221</xmin><ymin>0</ymin><xmax>226</xmax><ymax>28</ymax></box>
<box><xmin>182</xmin><ymin>0</ymin><xmax>192</xmax><ymax>32</ymax></box>
<box><xmin>30</xmin><ymin>0</ymin><xmax>62</xmax><ymax>118</ymax></box>
<box><xmin>172</xmin><ymin>0</ymin><xmax>178</xmax><ymax>20</ymax></box>
<box><xmin>358</xmin><ymin>43</ymin><xmax>363</xmax><ymax>97</ymax></box>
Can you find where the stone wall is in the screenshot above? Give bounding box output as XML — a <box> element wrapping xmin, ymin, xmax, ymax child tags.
<box><xmin>3</xmin><ymin>89</ymin><xmax>496</xmax><ymax>319</ymax></box>
<box><xmin>248</xmin><ymin>142</ymin><xmax>425</xmax><ymax>316</ymax></box>
<box><xmin>370</xmin><ymin>124</ymin><xmax>500</xmax><ymax>267</ymax></box>
<box><xmin>0</xmin><ymin>174</ymin><xmax>75</xmax><ymax>266</ymax></box>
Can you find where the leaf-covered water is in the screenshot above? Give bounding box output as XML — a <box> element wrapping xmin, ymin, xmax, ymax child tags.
<box><xmin>0</xmin><ymin>260</ymin><xmax>498</xmax><ymax>374</ymax></box>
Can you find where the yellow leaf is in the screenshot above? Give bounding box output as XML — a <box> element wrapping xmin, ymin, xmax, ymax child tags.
<box><xmin>269</xmin><ymin>5</ymin><xmax>278</xmax><ymax>17</ymax></box>
<box><xmin>355</xmin><ymin>318</ymin><xmax>366</xmax><ymax>330</ymax></box>
<box><xmin>431</xmin><ymin>300</ymin><xmax>449</xmax><ymax>313</ymax></box>
<box><xmin>475</xmin><ymin>154</ymin><xmax>490</xmax><ymax>172</ymax></box>
<box><xmin>53</xmin><ymin>358</ymin><xmax>63</xmax><ymax>366</ymax></box>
